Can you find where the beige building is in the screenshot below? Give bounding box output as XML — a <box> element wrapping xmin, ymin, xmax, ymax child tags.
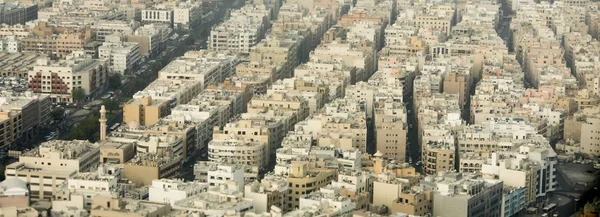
<box><xmin>90</xmin><ymin>195</ymin><xmax>172</xmax><ymax>217</ymax></box>
<box><xmin>5</xmin><ymin>140</ymin><xmax>99</xmax><ymax>200</ymax></box>
<box><xmin>123</xmin><ymin>79</ymin><xmax>201</xmax><ymax>126</ymax></box>
<box><xmin>249</xmin><ymin>33</ymin><xmax>303</xmax><ymax>78</ymax></box>
<box><xmin>123</xmin><ymin>152</ymin><xmax>182</xmax><ymax>186</ymax></box>
<box><xmin>374</xmin><ymin>101</ymin><xmax>408</xmax><ymax>162</ymax></box>
<box><xmin>247</xmin><ymin>92</ymin><xmax>310</xmax><ymax>124</ymax></box>
<box><xmin>0</xmin><ymin>91</ymin><xmax>51</xmax><ymax>149</ymax></box>
<box><xmin>443</xmin><ymin>71</ymin><xmax>471</xmax><ymax>109</ymax></box>
<box><xmin>423</xmin><ymin>141</ymin><xmax>456</xmax><ymax>175</ymax></box>
<box><xmin>98</xmin><ymin>141</ymin><xmax>135</xmax><ymax>164</ymax></box>
<box><xmin>21</xmin><ymin>23</ymin><xmax>94</xmax><ymax>58</ymax></box>
<box><xmin>28</xmin><ymin>53</ymin><xmax>108</xmax><ymax>103</ymax></box>
<box><xmin>123</xmin><ymin>96</ymin><xmax>169</xmax><ymax>127</ymax></box>
<box><xmin>208</xmin><ymin>137</ymin><xmax>267</xmax><ymax>168</ymax></box>
<box><xmin>565</xmin><ymin>106</ymin><xmax>600</xmax><ymax>157</ymax></box>
<box><xmin>389</xmin><ymin>188</ymin><xmax>433</xmax><ymax>216</ymax></box>
<box><xmin>0</xmin><ymin>53</ymin><xmax>41</xmax><ymax>78</ymax></box>
<box><xmin>286</xmin><ymin>162</ymin><xmax>337</xmax><ymax>209</ymax></box>
<box><xmin>244</xmin><ymin>174</ymin><xmax>289</xmax><ymax>214</ymax></box>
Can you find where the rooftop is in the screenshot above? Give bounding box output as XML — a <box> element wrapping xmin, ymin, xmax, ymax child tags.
<box><xmin>22</xmin><ymin>140</ymin><xmax>99</xmax><ymax>160</ymax></box>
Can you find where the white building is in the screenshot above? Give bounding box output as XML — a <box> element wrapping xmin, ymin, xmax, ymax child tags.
<box><xmin>299</xmin><ymin>185</ymin><xmax>356</xmax><ymax>215</ymax></box>
<box><xmin>148</xmin><ymin>179</ymin><xmax>208</xmax><ymax>206</ymax></box>
<box><xmin>141</xmin><ymin>7</ymin><xmax>174</xmax><ymax>26</ymax></box>
<box><xmin>98</xmin><ymin>34</ymin><xmax>141</xmax><ymax>74</ymax></box>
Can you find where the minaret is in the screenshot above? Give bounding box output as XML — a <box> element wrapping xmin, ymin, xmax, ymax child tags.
<box><xmin>100</xmin><ymin>105</ymin><xmax>107</xmax><ymax>141</ymax></box>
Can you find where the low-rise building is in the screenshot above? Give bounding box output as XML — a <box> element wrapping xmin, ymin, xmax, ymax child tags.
<box><xmin>27</xmin><ymin>53</ymin><xmax>108</xmax><ymax>103</ymax></box>
<box><xmin>98</xmin><ymin>34</ymin><xmax>141</xmax><ymax>74</ymax></box>
<box><xmin>123</xmin><ymin>152</ymin><xmax>182</xmax><ymax>186</ymax></box>
<box><xmin>244</xmin><ymin>174</ymin><xmax>289</xmax><ymax>214</ymax></box>
<box><xmin>148</xmin><ymin>179</ymin><xmax>208</xmax><ymax>206</ymax></box>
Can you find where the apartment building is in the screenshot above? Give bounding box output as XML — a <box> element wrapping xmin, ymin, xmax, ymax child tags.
<box><xmin>563</xmin><ymin>106</ymin><xmax>600</xmax><ymax>157</ymax></box>
<box><xmin>208</xmin><ymin>5</ymin><xmax>270</xmax><ymax>54</ymax></box>
<box><xmin>28</xmin><ymin>53</ymin><xmax>108</xmax><ymax>103</ymax></box>
<box><xmin>62</xmin><ymin>165</ymin><xmax>122</xmax><ymax>209</ymax></box>
<box><xmin>0</xmin><ymin>53</ymin><xmax>41</xmax><ymax>78</ymax></box>
<box><xmin>286</xmin><ymin>162</ymin><xmax>337</xmax><ymax>209</ymax></box>
<box><xmin>5</xmin><ymin>140</ymin><xmax>100</xmax><ymax>200</ymax></box>
<box><xmin>300</xmin><ymin>186</ymin><xmax>356</xmax><ymax>215</ymax></box>
<box><xmin>422</xmin><ymin>141</ymin><xmax>456</xmax><ymax>175</ymax></box>
<box><xmin>123</xmin><ymin>152</ymin><xmax>182</xmax><ymax>186</ymax></box>
<box><xmin>374</xmin><ymin>101</ymin><xmax>408</xmax><ymax>162</ymax></box>
<box><xmin>481</xmin><ymin>153</ymin><xmax>540</xmax><ymax>206</ymax></box>
<box><xmin>249</xmin><ymin>33</ymin><xmax>303</xmax><ymax>78</ymax></box>
<box><xmin>0</xmin><ymin>4</ymin><xmax>38</xmax><ymax>25</ymax></box>
<box><xmin>91</xmin><ymin>20</ymin><xmax>138</xmax><ymax>42</ymax></box>
<box><xmin>127</xmin><ymin>23</ymin><xmax>171</xmax><ymax>57</ymax></box>
<box><xmin>0</xmin><ymin>91</ymin><xmax>51</xmax><ymax>149</ymax></box>
<box><xmin>244</xmin><ymin>174</ymin><xmax>289</xmax><ymax>213</ymax></box>
<box><xmin>148</xmin><ymin>179</ymin><xmax>208</xmax><ymax>206</ymax></box>
<box><xmin>424</xmin><ymin>172</ymin><xmax>504</xmax><ymax>217</ymax></box>
<box><xmin>90</xmin><ymin>196</ymin><xmax>172</xmax><ymax>217</ymax></box>
<box><xmin>268</xmin><ymin>78</ymin><xmax>328</xmax><ymax>114</ymax></box>
<box><xmin>208</xmin><ymin>137</ymin><xmax>267</xmax><ymax>168</ymax></box>
<box><xmin>123</xmin><ymin>79</ymin><xmax>201</xmax><ymax>126</ymax></box>
<box><xmin>98</xmin><ymin>34</ymin><xmax>141</xmax><ymax>74</ymax></box>
<box><xmin>158</xmin><ymin>50</ymin><xmax>240</xmax><ymax>89</ymax></box>
<box><xmin>247</xmin><ymin>92</ymin><xmax>310</xmax><ymax>124</ymax></box>
<box><xmin>173</xmin><ymin>182</ymin><xmax>253</xmax><ymax>216</ymax></box>
<box><xmin>21</xmin><ymin>23</ymin><xmax>93</xmax><ymax>58</ymax></box>
<box><xmin>141</xmin><ymin>7</ymin><xmax>174</xmax><ymax>26</ymax></box>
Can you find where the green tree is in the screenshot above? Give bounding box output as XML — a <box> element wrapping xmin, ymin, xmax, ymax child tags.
<box><xmin>50</xmin><ymin>107</ymin><xmax>65</xmax><ymax>120</ymax></box>
<box><xmin>103</xmin><ymin>99</ymin><xmax>120</xmax><ymax>113</ymax></box>
<box><xmin>71</xmin><ymin>88</ymin><xmax>85</xmax><ymax>102</ymax></box>
<box><xmin>108</xmin><ymin>74</ymin><xmax>122</xmax><ymax>91</ymax></box>
<box><xmin>67</xmin><ymin>112</ymin><xmax>100</xmax><ymax>142</ymax></box>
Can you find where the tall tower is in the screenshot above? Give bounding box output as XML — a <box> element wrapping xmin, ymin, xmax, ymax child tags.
<box><xmin>100</xmin><ymin>105</ymin><xmax>107</xmax><ymax>141</ymax></box>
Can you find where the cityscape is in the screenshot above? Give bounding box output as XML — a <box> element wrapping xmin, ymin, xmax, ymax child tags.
<box><xmin>0</xmin><ymin>0</ymin><xmax>598</xmax><ymax>216</ymax></box>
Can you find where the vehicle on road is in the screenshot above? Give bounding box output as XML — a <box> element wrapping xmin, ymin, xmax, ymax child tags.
<box><xmin>543</xmin><ymin>203</ymin><xmax>557</xmax><ymax>214</ymax></box>
<box><xmin>83</xmin><ymin>105</ymin><xmax>91</xmax><ymax>110</ymax></box>
<box><xmin>110</xmin><ymin>123</ymin><xmax>121</xmax><ymax>131</ymax></box>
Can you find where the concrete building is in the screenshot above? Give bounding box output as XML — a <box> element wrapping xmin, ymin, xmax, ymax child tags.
<box><xmin>27</xmin><ymin>53</ymin><xmax>108</xmax><ymax>103</ymax></box>
<box><xmin>423</xmin><ymin>172</ymin><xmax>504</xmax><ymax>217</ymax></box>
<box><xmin>123</xmin><ymin>79</ymin><xmax>201</xmax><ymax>126</ymax></box>
<box><xmin>286</xmin><ymin>162</ymin><xmax>337</xmax><ymax>209</ymax></box>
<box><xmin>127</xmin><ymin>23</ymin><xmax>171</xmax><ymax>57</ymax></box>
<box><xmin>5</xmin><ymin>140</ymin><xmax>99</xmax><ymax>200</ymax></box>
<box><xmin>141</xmin><ymin>7</ymin><xmax>174</xmax><ymax>26</ymax></box>
<box><xmin>90</xmin><ymin>195</ymin><xmax>172</xmax><ymax>217</ymax></box>
<box><xmin>208</xmin><ymin>137</ymin><xmax>267</xmax><ymax>168</ymax></box>
<box><xmin>123</xmin><ymin>152</ymin><xmax>182</xmax><ymax>186</ymax></box>
<box><xmin>173</xmin><ymin>182</ymin><xmax>254</xmax><ymax>216</ymax></box>
<box><xmin>99</xmin><ymin>141</ymin><xmax>135</xmax><ymax>164</ymax></box>
<box><xmin>443</xmin><ymin>71</ymin><xmax>472</xmax><ymax>109</ymax></box>
<box><xmin>0</xmin><ymin>91</ymin><xmax>51</xmax><ymax>149</ymax></box>
<box><xmin>63</xmin><ymin>165</ymin><xmax>122</xmax><ymax>209</ymax></box>
<box><xmin>0</xmin><ymin>4</ymin><xmax>38</xmax><ymax>25</ymax></box>
<box><xmin>98</xmin><ymin>34</ymin><xmax>141</xmax><ymax>74</ymax></box>
<box><xmin>91</xmin><ymin>20</ymin><xmax>138</xmax><ymax>42</ymax></box>
<box><xmin>148</xmin><ymin>179</ymin><xmax>208</xmax><ymax>206</ymax></box>
<box><xmin>0</xmin><ymin>178</ymin><xmax>30</xmax><ymax>208</ymax></box>
<box><xmin>299</xmin><ymin>185</ymin><xmax>356</xmax><ymax>215</ymax></box>
<box><xmin>244</xmin><ymin>174</ymin><xmax>289</xmax><ymax>214</ymax></box>
<box><xmin>17</xmin><ymin>140</ymin><xmax>100</xmax><ymax>172</ymax></box>
<box><xmin>0</xmin><ymin>53</ymin><xmax>40</xmax><ymax>78</ymax></box>
<box><xmin>193</xmin><ymin>161</ymin><xmax>245</xmax><ymax>191</ymax></box>
<box><xmin>374</xmin><ymin>100</ymin><xmax>408</xmax><ymax>162</ymax></box>
<box><xmin>21</xmin><ymin>23</ymin><xmax>93</xmax><ymax>58</ymax></box>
